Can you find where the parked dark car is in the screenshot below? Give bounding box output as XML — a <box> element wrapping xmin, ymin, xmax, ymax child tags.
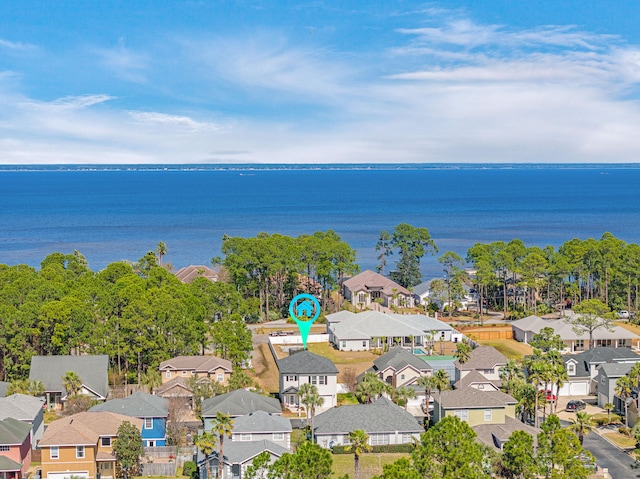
<box><xmin>566</xmin><ymin>400</ymin><xmax>587</xmax><ymax>412</ymax></box>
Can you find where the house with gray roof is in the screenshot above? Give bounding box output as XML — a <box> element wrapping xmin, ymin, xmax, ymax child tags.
<box><xmin>277</xmin><ymin>351</ymin><xmax>339</xmax><ymax>412</ymax></box>
<box><xmin>454</xmin><ymin>346</ymin><xmax>507</xmax><ymax>388</ymax></box>
<box><xmin>432</xmin><ymin>387</ymin><xmax>538</xmax><ymax>450</ymax></box>
<box><xmin>596</xmin><ymin>362</ymin><xmax>635</xmax><ymax>412</ymax></box>
<box><xmin>342</xmin><ymin>270</ymin><xmax>415</xmax><ymax>309</ymax></box>
<box><xmin>560</xmin><ymin>347</ymin><xmax>640</xmax><ymax>397</ymax></box>
<box><xmin>29</xmin><ymin>355</ymin><xmax>109</xmax><ymax>409</ymax></box>
<box><xmin>511</xmin><ymin>315</ymin><xmax>640</xmax><ymax>352</ymax></box>
<box><xmin>313</xmin><ymin>397</ymin><xmax>423</xmax><ymax>449</ymax></box>
<box><xmin>0</xmin><ymin>417</ymin><xmax>32</xmax><ymax>479</ymax></box>
<box><xmin>198</xmin><ymin>439</ymin><xmax>288</xmax><ymax>479</ymax></box>
<box><xmin>202</xmin><ymin>389</ymin><xmax>282</xmax><ymax>420</ymax></box>
<box><xmin>328</xmin><ymin>310</ymin><xmax>461</xmax><ymax>352</ymax></box>
<box><xmin>89</xmin><ymin>392</ymin><xmax>169</xmax><ymax>446</ymax></box>
<box><xmin>225</xmin><ymin>411</ymin><xmax>291</xmax><ymax>450</ymax></box>
<box><xmin>0</xmin><ymin>394</ymin><xmax>45</xmax><ymax>445</ymax></box>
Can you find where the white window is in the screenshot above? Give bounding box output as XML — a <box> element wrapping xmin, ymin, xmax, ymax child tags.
<box><xmin>148</xmin><ymin>440</ymin><xmax>155</xmax><ymax>447</ymax></box>
<box><xmin>400</xmin><ymin>374</ymin><xmax>405</xmax><ymax>380</ymax></box>
<box><xmin>478</xmin><ymin>384</ymin><xmax>485</xmax><ymax>389</ymax></box>
<box><xmin>362</xmin><ymin>341</ymin><xmax>367</xmax><ymax>347</ymax></box>
<box><xmin>240</xmin><ymin>434</ymin><xmax>252</xmax><ymax>441</ymax></box>
<box><xmin>50</xmin><ymin>447</ymin><xmax>59</xmax><ymax>459</ymax></box>
<box><xmin>272</xmin><ymin>432</ymin><xmax>284</xmax><ymax>441</ymax></box>
<box><xmin>217</xmin><ymin>374</ymin><xmax>224</xmax><ymax>382</ymax></box>
<box><xmin>76</xmin><ymin>446</ymin><xmax>85</xmax><ymax>458</ymax></box>
<box><xmin>341</xmin><ymin>341</ymin><xmax>346</xmax><ymax>348</ymax></box>
<box><xmin>101</xmin><ymin>437</ymin><xmax>111</xmax><ymax>447</ymax></box>
<box><xmin>145</xmin><ymin>418</ymin><xmax>153</xmax><ymax>429</ymax></box>
<box><xmin>369</xmin><ymin>434</ymin><xmax>389</xmax><ymax>446</ymax></box>
<box><xmin>310</xmin><ymin>375</ymin><xmax>317</xmax><ymax>384</ymax></box>
<box><xmin>567</xmin><ymin>363</ymin><xmax>576</xmax><ymax>375</ymax></box>
<box><xmin>319</xmin><ymin>376</ymin><xmax>327</xmax><ymax>385</ymax></box>
<box><xmin>601</xmin><ymin>375</ymin><xmax>606</xmax><ymax>384</ymax></box>
<box><xmin>401</xmin><ymin>433</ymin><xmax>413</xmax><ymax>443</ymax></box>
<box><xmin>0</xmin><ymin>446</ymin><xmax>9</xmax><ymax>452</ymax></box>
<box><xmin>454</xmin><ymin>410</ymin><xmax>469</xmax><ymax>421</ymax></box>
<box><xmin>165</xmin><ymin>371</ymin><xmax>171</xmax><ymax>379</ymax></box>
<box><xmin>182</xmin><ymin>370</ymin><xmax>188</xmax><ymax>376</ymax></box>
<box><xmin>484</xmin><ymin>409</ymin><xmax>492</xmax><ymax>421</ymax></box>
<box><xmin>286</xmin><ymin>375</ymin><xmax>297</xmax><ymax>382</ymax></box>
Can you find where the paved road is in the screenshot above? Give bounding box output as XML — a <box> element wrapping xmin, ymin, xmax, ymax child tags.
<box><xmin>583</xmin><ymin>430</ymin><xmax>637</xmax><ymax>478</ymax></box>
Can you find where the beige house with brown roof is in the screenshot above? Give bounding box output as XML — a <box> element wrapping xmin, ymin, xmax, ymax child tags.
<box><xmin>159</xmin><ymin>356</ymin><xmax>232</xmax><ymax>385</ymax></box>
<box><xmin>38</xmin><ymin>412</ymin><xmax>142</xmax><ymax>479</ymax></box>
<box><xmin>342</xmin><ymin>270</ymin><xmax>415</xmax><ymax>309</ymax></box>
<box><xmin>454</xmin><ymin>346</ymin><xmax>507</xmax><ymax>388</ymax></box>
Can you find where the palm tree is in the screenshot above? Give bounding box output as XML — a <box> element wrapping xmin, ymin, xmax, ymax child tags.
<box><xmin>62</xmin><ymin>371</ymin><xmax>82</xmax><ymax>398</ymax></box>
<box><xmin>141</xmin><ymin>369</ymin><xmax>162</xmax><ymax>394</ymax></box>
<box><xmin>355</xmin><ymin>372</ymin><xmax>389</xmax><ymax>404</ymax></box>
<box><xmin>157</xmin><ymin>241</ymin><xmax>167</xmax><ymax>267</ymax></box>
<box><xmin>194</xmin><ymin>431</ymin><xmax>217</xmax><ymax>479</ymax></box>
<box><xmin>417</xmin><ymin>375</ymin><xmax>436</xmax><ymax>424</ymax></box>
<box><xmin>569</xmin><ymin>411</ymin><xmax>595</xmax><ymax>445</ymax></box>
<box><xmin>348</xmin><ymin>429</ymin><xmax>371</xmax><ymax>479</ymax></box>
<box><xmin>604</xmin><ymin>402</ymin><xmax>615</xmax><ymax>422</ymax></box>
<box><xmin>432</xmin><ymin>369</ymin><xmax>451</xmax><ymax>421</ymax></box>
<box><xmin>298</xmin><ymin>383</ymin><xmax>324</xmax><ymax>442</ymax></box>
<box><xmin>211</xmin><ymin>412</ymin><xmax>234</xmax><ymax>479</ymax></box>
<box><xmin>393</xmin><ymin>386</ymin><xmax>416</xmax><ymax>411</ymax></box>
<box><xmin>615</xmin><ymin>376</ymin><xmax>633</xmax><ymax>428</ymax></box>
<box><xmin>454</xmin><ymin>341</ymin><xmax>472</xmax><ymax>365</ymax></box>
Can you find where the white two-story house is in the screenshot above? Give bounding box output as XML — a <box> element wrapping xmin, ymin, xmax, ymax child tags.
<box><xmin>277</xmin><ymin>350</ymin><xmax>339</xmax><ymax>412</ymax></box>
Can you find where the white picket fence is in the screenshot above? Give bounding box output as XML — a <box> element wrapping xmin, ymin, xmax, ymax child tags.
<box><xmin>268</xmin><ymin>333</ymin><xmax>329</xmax><ymax>345</ymax></box>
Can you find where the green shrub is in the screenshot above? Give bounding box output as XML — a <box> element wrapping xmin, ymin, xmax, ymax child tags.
<box><xmin>183</xmin><ymin>461</ymin><xmax>197</xmax><ymax>479</ymax></box>
<box><xmin>332</xmin><ymin>443</ymin><xmax>414</xmax><ymax>454</ymax></box>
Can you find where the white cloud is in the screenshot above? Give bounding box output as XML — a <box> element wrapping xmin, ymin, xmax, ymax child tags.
<box><xmin>0</xmin><ymin>38</ymin><xmax>36</xmax><ymax>50</ymax></box>
<box><xmin>93</xmin><ymin>39</ymin><xmax>149</xmax><ymax>84</ymax></box>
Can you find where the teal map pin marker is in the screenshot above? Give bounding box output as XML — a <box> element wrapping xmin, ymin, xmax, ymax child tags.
<box><xmin>289</xmin><ymin>293</ymin><xmax>321</xmax><ymax>349</ymax></box>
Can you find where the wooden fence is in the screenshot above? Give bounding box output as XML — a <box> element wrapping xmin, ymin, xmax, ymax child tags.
<box><xmin>463</xmin><ymin>330</ymin><xmax>513</xmax><ymax>340</ymax></box>
<box><xmin>141</xmin><ymin>463</ymin><xmax>177</xmax><ymax>477</ymax></box>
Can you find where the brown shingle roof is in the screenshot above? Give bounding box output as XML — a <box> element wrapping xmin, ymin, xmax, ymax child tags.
<box><xmin>174</xmin><ymin>265</ymin><xmax>219</xmax><ymax>284</ymax></box>
<box><xmin>38</xmin><ymin>412</ymin><xmax>142</xmax><ymax>447</ymax></box>
<box><xmin>343</xmin><ymin>270</ymin><xmax>411</xmax><ymax>297</ymax></box>
<box><xmin>453</xmin><ymin>370</ymin><xmax>501</xmax><ymax>390</ymax></box>
<box><xmin>158</xmin><ymin>355</ymin><xmax>232</xmax><ymax>373</ymax></box>
<box><xmin>455</xmin><ymin>346</ymin><xmax>508</xmax><ymax>371</ymax></box>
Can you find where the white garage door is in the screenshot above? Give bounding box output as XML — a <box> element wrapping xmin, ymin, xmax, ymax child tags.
<box><xmin>48</xmin><ymin>472</ymin><xmax>89</xmax><ymax>479</ymax></box>
<box><xmin>569</xmin><ymin>381</ymin><xmax>589</xmax><ymax>397</ymax></box>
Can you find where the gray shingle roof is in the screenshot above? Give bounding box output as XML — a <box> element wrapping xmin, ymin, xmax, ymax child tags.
<box><xmin>314</xmin><ymin>397</ymin><xmax>423</xmax><ymax>435</ymax></box>
<box><xmin>455</xmin><ymin>346</ymin><xmax>507</xmax><ymax>371</ymax></box>
<box><xmin>372</xmin><ymin>347</ymin><xmax>432</xmax><ymax>374</ymax></box>
<box><xmin>219</xmin><ymin>439</ymin><xmax>289</xmax><ymax>465</ymax></box>
<box><xmin>277</xmin><ymin>351</ymin><xmax>338</xmax><ymax>375</ymax></box>
<box><xmin>600</xmin><ymin>362</ymin><xmax>634</xmax><ymax>377</ymax></box>
<box><xmin>0</xmin><ymin>417</ymin><xmax>31</xmax><ymax>445</ymax></box>
<box><xmin>511</xmin><ymin>315</ymin><xmax>640</xmax><ymax>341</ymax></box>
<box><xmin>89</xmin><ymin>392</ymin><xmax>168</xmax><ymax>418</ymax></box>
<box><xmin>0</xmin><ymin>394</ymin><xmax>45</xmax><ymax>421</ymax></box>
<box><xmin>0</xmin><ymin>456</ymin><xmax>22</xmax><ymax>472</ymax></box>
<box><xmin>29</xmin><ymin>354</ymin><xmax>109</xmax><ymax>399</ymax></box>
<box><xmin>232</xmin><ymin>411</ymin><xmax>291</xmax><ymax>434</ymax></box>
<box><xmin>202</xmin><ymin>389</ymin><xmax>282</xmax><ymax>417</ymax></box>
<box><xmin>473</xmin><ymin>416</ymin><xmax>540</xmax><ymax>451</ymax></box>
<box><xmin>438</xmin><ymin>388</ymin><xmax>516</xmax><ymax>409</ymax></box>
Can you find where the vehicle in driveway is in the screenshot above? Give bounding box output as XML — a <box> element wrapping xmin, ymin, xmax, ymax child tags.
<box><xmin>545</xmin><ymin>390</ymin><xmax>556</xmax><ymax>402</ymax></box>
<box><xmin>566</xmin><ymin>399</ymin><xmax>587</xmax><ymax>412</ymax></box>
<box><xmin>618</xmin><ymin>310</ymin><xmax>630</xmax><ymax>319</ymax></box>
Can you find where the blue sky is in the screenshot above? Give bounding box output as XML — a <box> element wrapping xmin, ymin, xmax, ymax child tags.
<box><xmin>2</xmin><ymin>1</ymin><xmax>640</xmax><ymax>164</ymax></box>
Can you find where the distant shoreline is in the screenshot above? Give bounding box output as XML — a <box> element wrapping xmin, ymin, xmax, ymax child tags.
<box><xmin>1</xmin><ymin>162</ymin><xmax>640</xmax><ymax>172</ymax></box>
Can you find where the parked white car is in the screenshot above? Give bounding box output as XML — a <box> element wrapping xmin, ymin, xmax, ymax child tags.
<box><xmin>618</xmin><ymin>310</ymin><xmax>630</xmax><ymax>319</ymax></box>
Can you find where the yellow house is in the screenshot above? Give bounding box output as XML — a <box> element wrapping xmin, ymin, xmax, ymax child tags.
<box><xmin>158</xmin><ymin>356</ymin><xmax>232</xmax><ymax>385</ymax></box>
<box><xmin>433</xmin><ymin>387</ymin><xmax>539</xmax><ymax>450</ymax></box>
<box><xmin>433</xmin><ymin>388</ymin><xmax>517</xmax><ymax>427</ymax></box>
<box><xmin>38</xmin><ymin>412</ymin><xmax>143</xmax><ymax>479</ymax></box>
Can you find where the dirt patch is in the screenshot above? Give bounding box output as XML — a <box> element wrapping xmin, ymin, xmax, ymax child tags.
<box><xmin>249</xmin><ymin>343</ymin><xmax>280</xmax><ymax>393</ymax></box>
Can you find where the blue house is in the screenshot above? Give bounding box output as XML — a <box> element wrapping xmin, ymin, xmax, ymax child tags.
<box><xmin>89</xmin><ymin>392</ymin><xmax>169</xmax><ymax>446</ymax></box>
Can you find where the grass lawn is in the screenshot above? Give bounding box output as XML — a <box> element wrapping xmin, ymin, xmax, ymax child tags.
<box><xmin>249</xmin><ymin>343</ymin><xmax>280</xmax><ymax>393</ymax></box>
<box><xmin>603</xmin><ymin>432</ymin><xmax>637</xmax><ymax>448</ymax></box>
<box><xmin>615</xmin><ymin>321</ymin><xmax>640</xmax><ymax>335</ymax></box>
<box><xmin>476</xmin><ymin>339</ymin><xmax>533</xmax><ymax>360</ymax></box>
<box><xmin>332</xmin><ymin>453</ymin><xmax>409</xmax><ymax>479</ymax></box>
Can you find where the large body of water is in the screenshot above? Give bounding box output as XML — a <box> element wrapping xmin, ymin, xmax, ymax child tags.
<box><xmin>1</xmin><ymin>164</ymin><xmax>639</xmax><ymax>278</ymax></box>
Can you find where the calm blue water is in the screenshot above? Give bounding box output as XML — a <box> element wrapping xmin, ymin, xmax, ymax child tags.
<box><xmin>1</xmin><ymin>164</ymin><xmax>639</xmax><ymax>278</ymax></box>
